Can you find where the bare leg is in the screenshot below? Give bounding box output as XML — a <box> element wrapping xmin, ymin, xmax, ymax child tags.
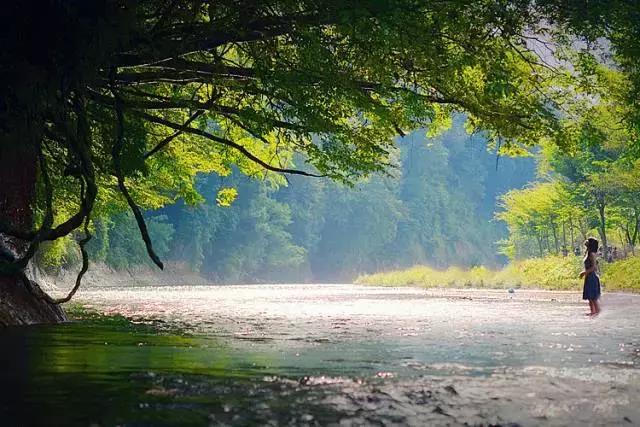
<box><xmin>593</xmin><ymin>299</ymin><xmax>600</xmax><ymax>315</ymax></box>
<box><xmin>586</xmin><ymin>300</ymin><xmax>595</xmax><ymax>315</ymax></box>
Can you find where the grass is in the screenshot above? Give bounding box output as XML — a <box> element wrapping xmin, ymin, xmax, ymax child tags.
<box><xmin>355</xmin><ymin>255</ymin><xmax>640</xmax><ymax>292</ymax></box>
<box><xmin>601</xmin><ymin>255</ymin><xmax>640</xmax><ymax>292</ymax></box>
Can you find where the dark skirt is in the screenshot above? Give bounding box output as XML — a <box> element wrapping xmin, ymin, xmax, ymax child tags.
<box><xmin>583</xmin><ymin>272</ymin><xmax>601</xmax><ymax>300</ymax></box>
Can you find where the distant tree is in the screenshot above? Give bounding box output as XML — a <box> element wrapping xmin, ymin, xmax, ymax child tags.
<box><xmin>609</xmin><ymin>160</ymin><xmax>640</xmax><ymax>255</ymax></box>
<box><xmin>497</xmin><ymin>182</ymin><xmax>579</xmax><ymax>258</ymax></box>
<box><xmin>543</xmin><ymin>66</ymin><xmax>636</xmax><ymax>256</ymax></box>
<box><xmin>312</xmin><ymin>173</ymin><xmax>403</xmax><ymax>280</ymax></box>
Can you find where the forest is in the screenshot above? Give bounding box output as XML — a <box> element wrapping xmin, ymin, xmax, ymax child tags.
<box><xmin>43</xmin><ymin>101</ymin><xmax>640</xmax><ymax>285</ymax></box>
<box><xmin>48</xmin><ymin>120</ymin><xmax>532</xmax><ymax>283</ymax></box>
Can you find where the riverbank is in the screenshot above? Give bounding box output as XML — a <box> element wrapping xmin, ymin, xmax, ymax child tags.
<box><xmin>32</xmin><ymin>254</ymin><xmax>640</xmax><ymax>298</ymax></box>
<box><xmin>33</xmin><ymin>261</ymin><xmax>214</xmax><ymax>299</ymax></box>
<box><xmin>355</xmin><ymin>255</ymin><xmax>640</xmax><ymax>292</ymax></box>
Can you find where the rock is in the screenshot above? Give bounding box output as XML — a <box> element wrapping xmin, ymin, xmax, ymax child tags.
<box><xmin>443</xmin><ymin>385</ymin><xmax>458</xmax><ymax>395</ymax></box>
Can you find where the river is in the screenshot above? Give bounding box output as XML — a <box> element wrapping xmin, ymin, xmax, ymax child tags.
<box><xmin>1</xmin><ymin>284</ymin><xmax>638</xmax><ymax>426</ymax></box>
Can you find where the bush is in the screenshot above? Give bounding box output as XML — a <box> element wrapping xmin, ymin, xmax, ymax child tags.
<box><xmin>355</xmin><ymin>255</ymin><xmax>639</xmax><ymax>292</ymax></box>
<box><xmin>493</xmin><ymin>256</ymin><xmax>583</xmax><ymax>289</ymax></box>
<box><xmin>601</xmin><ymin>256</ymin><xmax>640</xmax><ymax>292</ymax></box>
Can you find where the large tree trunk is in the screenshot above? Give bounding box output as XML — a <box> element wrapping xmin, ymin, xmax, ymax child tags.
<box><xmin>0</xmin><ymin>275</ymin><xmax>66</xmax><ymax>326</ymax></box>
<box><xmin>0</xmin><ymin>141</ymin><xmax>67</xmax><ymax>326</ymax></box>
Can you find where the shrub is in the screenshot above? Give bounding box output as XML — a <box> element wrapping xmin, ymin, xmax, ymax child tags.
<box><xmin>356</xmin><ymin>255</ymin><xmax>639</xmax><ymax>292</ymax></box>
<box><xmin>601</xmin><ymin>256</ymin><xmax>640</xmax><ymax>292</ymax></box>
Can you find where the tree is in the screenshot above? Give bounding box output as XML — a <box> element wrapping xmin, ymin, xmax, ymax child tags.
<box><xmin>609</xmin><ymin>160</ymin><xmax>640</xmax><ymax>255</ymax></box>
<box><xmin>497</xmin><ymin>182</ymin><xmax>568</xmax><ymax>258</ymax></box>
<box><xmin>498</xmin><ymin>63</ymin><xmax>640</xmax><ymax>259</ymax></box>
<box><xmin>0</xmin><ymin>1</ymin><xmax>638</xmax><ymax>324</ymax></box>
<box><xmin>541</xmin><ymin>65</ymin><xmax>637</xmax><ymax>256</ymax></box>
<box><xmin>312</xmin><ymin>173</ymin><xmax>403</xmax><ymax>280</ymax></box>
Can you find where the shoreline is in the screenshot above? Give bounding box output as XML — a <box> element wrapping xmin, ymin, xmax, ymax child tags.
<box><xmin>30</xmin><ymin>259</ymin><xmax>639</xmax><ymax>302</ymax></box>
<box><xmin>33</xmin><ymin>261</ymin><xmax>214</xmax><ymax>298</ymax></box>
<box><xmin>356</xmin><ymin>280</ymin><xmax>640</xmax><ymax>294</ymax></box>
<box><xmin>354</xmin><ymin>256</ymin><xmax>640</xmax><ymax>294</ymax></box>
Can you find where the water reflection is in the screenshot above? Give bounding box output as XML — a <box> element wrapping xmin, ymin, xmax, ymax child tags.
<box><xmin>0</xmin><ymin>285</ymin><xmax>638</xmax><ymax>426</ymax></box>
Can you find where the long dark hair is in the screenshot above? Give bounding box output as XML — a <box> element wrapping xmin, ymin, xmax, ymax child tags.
<box><xmin>584</xmin><ymin>237</ymin><xmax>599</xmax><ymax>255</ymax></box>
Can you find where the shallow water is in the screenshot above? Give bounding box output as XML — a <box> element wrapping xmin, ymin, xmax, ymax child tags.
<box><xmin>1</xmin><ymin>285</ymin><xmax>638</xmax><ymax>426</ymax></box>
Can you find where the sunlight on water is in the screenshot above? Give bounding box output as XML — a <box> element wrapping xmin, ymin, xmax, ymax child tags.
<box><xmin>1</xmin><ymin>285</ymin><xmax>639</xmax><ymax>426</ymax></box>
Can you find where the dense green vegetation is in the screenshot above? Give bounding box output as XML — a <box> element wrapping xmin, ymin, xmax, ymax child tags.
<box><xmin>358</xmin><ymin>66</ymin><xmax>640</xmax><ymax>292</ymax></box>
<box><xmin>601</xmin><ymin>256</ymin><xmax>640</xmax><ymax>291</ymax></box>
<box><xmin>356</xmin><ymin>254</ymin><xmax>640</xmax><ymax>292</ymax></box>
<box><xmin>496</xmin><ymin>67</ymin><xmax>640</xmax><ymax>261</ymax></box>
<box><xmin>0</xmin><ymin>1</ymin><xmax>579</xmax><ymax>303</ymax></box>
<box><xmin>74</xmin><ymin>121</ymin><xmax>534</xmax><ymax>282</ymax></box>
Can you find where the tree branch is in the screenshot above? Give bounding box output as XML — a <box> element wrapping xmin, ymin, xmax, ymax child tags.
<box><xmin>114</xmin><ymin>62</ymin><xmax>258</xmax><ymax>85</ymax></box>
<box><xmin>89</xmin><ymin>90</ymin><xmax>308</xmax><ymax>132</ymax></box>
<box><xmin>144</xmin><ymin>109</ymin><xmax>204</xmax><ymax>159</ymax></box>
<box><xmin>112</xmin><ymin>87</ymin><xmax>164</xmax><ymax>270</ymax></box>
<box><xmin>116</xmin><ymin>11</ymin><xmax>336</xmax><ymax>67</ymax></box>
<box><xmin>134</xmin><ymin>110</ymin><xmax>324</xmax><ymax>177</ymax></box>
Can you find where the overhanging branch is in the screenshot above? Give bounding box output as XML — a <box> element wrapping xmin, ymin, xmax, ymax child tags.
<box><xmin>134</xmin><ymin>110</ymin><xmax>324</xmax><ymax>177</ymax></box>
<box><xmin>144</xmin><ymin>110</ymin><xmax>204</xmax><ymax>159</ymax></box>
<box><xmin>112</xmin><ymin>88</ymin><xmax>165</xmax><ymax>270</ymax></box>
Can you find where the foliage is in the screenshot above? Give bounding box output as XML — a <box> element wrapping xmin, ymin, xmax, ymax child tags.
<box><xmin>355</xmin><ymin>265</ymin><xmax>494</xmax><ymax>288</ymax></box>
<box><xmin>157</xmin><ymin>123</ymin><xmax>535</xmax><ymax>282</ymax></box>
<box><xmin>496</xmin><ymin>64</ymin><xmax>640</xmax><ymax>260</ymax></box>
<box><xmin>35</xmin><ymin>236</ymin><xmax>79</xmax><ymax>270</ymax></box>
<box><xmin>356</xmin><ymin>255</ymin><xmax>587</xmax><ymax>291</ymax></box>
<box><xmin>165</xmin><ymin>173</ymin><xmax>306</xmax><ymax>282</ymax></box>
<box><xmin>601</xmin><ymin>256</ymin><xmax>640</xmax><ymax>292</ymax></box>
<box><xmin>0</xmin><ymin>2</ymin><xmax>614</xmax><ymax>277</ymax></box>
<box><xmin>389</xmin><ymin>124</ymin><xmax>534</xmax><ymax>269</ymax></box>
<box><xmin>496</xmin><ymin>181</ymin><xmax>583</xmax><ymax>258</ymax></box>
<box><xmin>86</xmin><ymin>213</ymin><xmax>175</xmax><ymax>270</ymax></box>
<box><xmin>215</xmin><ymin>188</ymin><xmax>238</xmax><ymax>207</ymax></box>
<box><xmin>310</xmin><ymin>173</ymin><xmax>403</xmax><ymax>279</ymax></box>
<box><xmin>51</xmin><ymin>121</ymin><xmax>534</xmax><ymax>279</ymax></box>
<box><xmin>357</xmin><ymin>253</ymin><xmax>640</xmax><ymax>293</ymax></box>
<box><xmin>2</xmin><ymin>2</ymin><xmax>640</xmax><ymax>304</ymax></box>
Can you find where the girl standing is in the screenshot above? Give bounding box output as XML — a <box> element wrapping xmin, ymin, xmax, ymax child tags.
<box><xmin>579</xmin><ymin>237</ymin><xmax>601</xmax><ymax>316</ymax></box>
